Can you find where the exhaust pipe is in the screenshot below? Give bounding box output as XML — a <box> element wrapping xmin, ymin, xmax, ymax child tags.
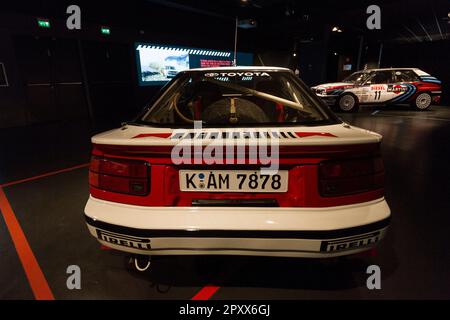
<box><xmin>132</xmin><ymin>255</ymin><xmax>152</xmax><ymax>272</ymax></box>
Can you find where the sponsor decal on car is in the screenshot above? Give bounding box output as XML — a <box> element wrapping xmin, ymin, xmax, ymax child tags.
<box><xmin>388</xmin><ymin>83</ymin><xmax>417</xmax><ymax>103</ymax></box>
<box><xmin>387</xmin><ymin>84</ymin><xmax>407</xmax><ymax>94</ymax></box>
<box><xmin>204</xmin><ymin>72</ymin><xmax>271</xmax><ymax>78</ymax></box>
<box><xmin>96</xmin><ymin>229</ymin><xmax>152</xmax><ymax>250</ymax></box>
<box><xmin>370</xmin><ymin>85</ymin><xmax>385</xmax><ymax>91</ymax></box>
<box><xmin>320</xmin><ymin>231</ymin><xmax>381</xmax><ymax>252</ymax></box>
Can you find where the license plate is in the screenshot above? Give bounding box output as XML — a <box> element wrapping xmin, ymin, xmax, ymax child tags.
<box><xmin>179</xmin><ymin>170</ymin><xmax>288</xmax><ymax>193</ymax></box>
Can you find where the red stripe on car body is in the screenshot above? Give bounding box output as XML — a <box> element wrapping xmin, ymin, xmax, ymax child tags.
<box><xmin>132</xmin><ymin>133</ymin><xmax>172</xmax><ymax>139</ymax></box>
<box><xmin>294</xmin><ymin>132</ymin><xmax>337</xmax><ymax>138</ymax></box>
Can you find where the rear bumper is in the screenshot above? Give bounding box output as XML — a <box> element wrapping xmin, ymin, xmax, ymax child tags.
<box><xmin>84</xmin><ymin>196</ymin><xmax>390</xmax><ymax>258</ymax></box>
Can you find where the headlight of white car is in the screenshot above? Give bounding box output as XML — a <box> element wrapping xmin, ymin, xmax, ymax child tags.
<box><xmin>314</xmin><ymin>88</ymin><xmax>326</xmax><ymax>95</ymax></box>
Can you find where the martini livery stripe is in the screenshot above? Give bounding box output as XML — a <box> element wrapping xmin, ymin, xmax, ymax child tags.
<box><xmin>419</xmin><ymin>76</ymin><xmax>441</xmax><ymax>84</ymax></box>
<box><xmin>389</xmin><ymin>84</ymin><xmax>416</xmax><ymax>103</ymax></box>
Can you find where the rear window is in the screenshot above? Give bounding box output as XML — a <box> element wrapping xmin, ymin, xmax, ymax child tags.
<box><xmin>138</xmin><ymin>70</ymin><xmax>338</xmax><ymax>128</ymax></box>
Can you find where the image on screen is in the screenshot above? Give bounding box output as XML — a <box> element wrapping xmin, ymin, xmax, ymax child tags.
<box><xmin>135</xmin><ymin>43</ymin><xmax>253</xmax><ymax>86</ymax></box>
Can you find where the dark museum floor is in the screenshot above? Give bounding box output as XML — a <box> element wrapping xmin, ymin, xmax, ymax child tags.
<box><xmin>1</xmin><ymin>105</ymin><xmax>450</xmax><ymax>299</ymax></box>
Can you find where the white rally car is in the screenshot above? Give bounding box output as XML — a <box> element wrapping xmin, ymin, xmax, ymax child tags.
<box><xmin>312</xmin><ymin>68</ymin><xmax>442</xmax><ymax>112</ymax></box>
<box><xmin>85</xmin><ymin>67</ymin><xmax>390</xmax><ymax>262</ymax></box>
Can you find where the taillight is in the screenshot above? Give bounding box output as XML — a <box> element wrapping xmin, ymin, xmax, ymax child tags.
<box><xmin>319</xmin><ymin>157</ymin><xmax>384</xmax><ymax>196</ymax></box>
<box><xmin>89</xmin><ymin>156</ymin><xmax>150</xmax><ymax>196</ymax></box>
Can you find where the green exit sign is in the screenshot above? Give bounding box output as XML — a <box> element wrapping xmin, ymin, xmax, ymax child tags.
<box><xmin>100</xmin><ymin>27</ymin><xmax>111</xmax><ymax>35</ymax></box>
<box><xmin>37</xmin><ymin>18</ymin><xmax>51</xmax><ymax>28</ymax></box>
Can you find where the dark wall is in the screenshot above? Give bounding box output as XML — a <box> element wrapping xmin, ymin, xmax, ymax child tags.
<box><xmin>0</xmin><ymin>10</ymin><xmax>164</xmax><ymax>131</ymax></box>
<box><xmin>382</xmin><ymin>40</ymin><xmax>450</xmax><ymax>105</ymax></box>
<box><xmin>0</xmin><ymin>33</ymin><xmax>94</xmax><ymax>182</ymax></box>
<box><xmin>298</xmin><ymin>41</ymin><xmax>328</xmax><ymax>86</ymax></box>
<box><xmin>0</xmin><ymin>9</ymin><xmax>261</xmax><ymax>131</ymax></box>
<box><xmin>297</xmin><ymin>26</ymin><xmax>331</xmax><ymax>86</ymax></box>
<box><xmin>12</xmin><ymin>36</ymin><xmax>88</xmax><ymax>124</ymax></box>
<box><xmin>0</xmin><ymin>8</ymin><xmax>266</xmax><ymax>182</ymax></box>
<box><xmin>0</xmin><ymin>28</ymin><xmax>28</xmax><ymax>128</ymax></box>
<box><xmin>82</xmin><ymin>40</ymin><xmax>135</xmax><ymax>131</ymax></box>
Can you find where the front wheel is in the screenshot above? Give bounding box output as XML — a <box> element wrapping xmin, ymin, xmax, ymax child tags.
<box><xmin>412</xmin><ymin>92</ymin><xmax>432</xmax><ymax>110</ymax></box>
<box><xmin>337</xmin><ymin>94</ymin><xmax>359</xmax><ymax>112</ymax></box>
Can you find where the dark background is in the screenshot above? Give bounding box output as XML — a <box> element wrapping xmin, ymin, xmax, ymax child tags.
<box><xmin>0</xmin><ymin>0</ymin><xmax>449</xmax><ymax>181</ymax></box>
<box><xmin>0</xmin><ymin>1</ymin><xmax>450</xmax><ymax>300</ymax></box>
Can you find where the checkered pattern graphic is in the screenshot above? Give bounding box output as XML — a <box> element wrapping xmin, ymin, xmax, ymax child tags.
<box><xmin>136</xmin><ymin>44</ymin><xmax>232</xmax><ymax>57</ymax></box>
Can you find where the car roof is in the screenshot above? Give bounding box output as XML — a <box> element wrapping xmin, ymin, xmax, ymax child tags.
<box><xmin>358</xmin><ymin>67</ymin><xmax>423</xmax><ymax>72</ymax></box>
<box><xmin>187</xmin><ymin>66</ymin><xmax>291</xmax><ymax>72</ymax></box>
<box><xmin>356</xmin><ymin>68</ymin><xmax>430</xmax><ymax>76</ymax></box>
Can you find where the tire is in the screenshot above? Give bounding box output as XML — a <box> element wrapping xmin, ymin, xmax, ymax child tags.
<box><xmin>337</xmin><ymin>94</ymin><xmax>359</xmax><ymax>112</ymax></box>
<box><xmin>412</xmin><ymin>92</ymin><xmax>432</xmax><ymax>111</ymax></box>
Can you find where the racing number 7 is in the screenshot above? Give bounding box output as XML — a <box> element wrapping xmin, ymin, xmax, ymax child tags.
<box><xmin>260</xmin><ymin>174</ymin><xmax>270</xmax><ymax>189</ymax></box>
<box><xmin>237</xmin><ymin>174</ymin><xmax>247</xmax><ymax>189</ymax></box>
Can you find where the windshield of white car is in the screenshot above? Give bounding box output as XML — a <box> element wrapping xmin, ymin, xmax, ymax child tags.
<box><xmin>343</xmin><ymin>71</ymin><xmax>372</xmax><ymax>84</ymax></box>
<box><xmin>138</xmin><ymin>70</ymin><xmax>338</xmax><ymax>127</ymax></box>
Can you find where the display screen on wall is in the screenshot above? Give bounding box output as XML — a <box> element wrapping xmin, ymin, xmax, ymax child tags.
<box><xmin>135</xmin><ymin>43</ymin><xmax>253</xmax><ymax>86</ymax></box>
<box><xmin>343</xmin><ymin>64</ymin><xmax>352</xmax><ymax>71</ymax></box>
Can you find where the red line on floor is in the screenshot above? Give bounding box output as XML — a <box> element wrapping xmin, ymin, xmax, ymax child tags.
<box><xmin>355</xmin><ymin>247</ymin><xmax>378</xmax><ymax>257</ymax></box>
<box><xmin>0</xmin><ymin>163</ymin><xmax>90</xmax><ymax>188</ymax></box>
<box><xmin>0</xmin><ymin>187</ymin><xmax>55</xmax><ymax>300</ymax></box>
<box><xmin>191</xmin><ymin>285</ymin><xmax>221</xmax><ymax>300</ymax></box>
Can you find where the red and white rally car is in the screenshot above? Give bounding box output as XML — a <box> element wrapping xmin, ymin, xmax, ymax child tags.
<box><xmin>312</xmin><ymin>68</ymin><xmax>442</xmax><ymax>112</ymax></box>
<box><xmin>85</xmin><ymin>66</ymin><xmax>390</xmax><ymax>260</ymax></box>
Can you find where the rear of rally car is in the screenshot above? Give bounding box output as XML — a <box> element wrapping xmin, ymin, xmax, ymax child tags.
<box><xmin>414</xmin><ymin>69</ymin><xmax>442</xmax><ymax>106</ymax></box>
<box><xmin>84</xmin><ymin>67</ymin><xmax>390</xmax><ymax>258</ymax></box>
